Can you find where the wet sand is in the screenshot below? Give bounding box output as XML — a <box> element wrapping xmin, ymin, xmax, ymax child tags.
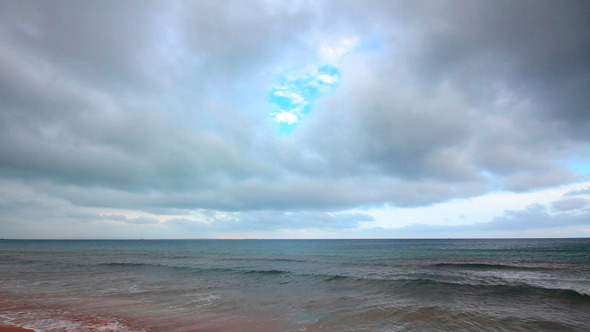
<box><xmin>0</xmin><ymin>324</ymin><xmax>35</xmax><ymax>332</ymax></box>
<box><xmin>0</xmin><ymin>290</ymin><xmax>284</xmax><ymax>332</ymax></box>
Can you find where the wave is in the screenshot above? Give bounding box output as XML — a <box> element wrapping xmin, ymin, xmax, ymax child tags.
<box><xmin>100</xmin><ymin>262</ymin><xmax>164</xmax><ymax>268</ymax></box>
<box><xmin>324</xmin><ymin>275</ymin><xmax>349</xmax><ymax>282</ymax></box>
<box><xmin>99</xmin><ymin>262</ymin><xmax>291</xmax><ymax>277</ymax></box>
<box><xmin>242</xmin><ymin>269</ymin><xmax>290</xmax><ymax>275</ymax></box>
<box><xmin>0</xmin><ymin>309</ymin><xmax>145</xmax><ymax>332</ymax></box>
<box><xmin>98</xmin><ymin>262</ymin><xmax>589</xmax><ymax>300</ymax></box>
<box><xmin>432</xmin><ymin>263</ymin><xmax>543</xmax><ymax>271</ymax></box>
<box><xmin>228</xmin><ymin>257</ymin><xmax>306</xmax><ymax>263</ymax></box>
<box><xmin>421</xmin><ymin>279</ymin><xmax>590</xmax><ymax>300</ymax></box>
<box><xmin>100</xmin><ymin>262</ymin><xmax>232</xmax><ymax>274</ymax></box>
<box><xmin>319</xmin><ymin>274</ymin><xmax>590</xmax><ymax>300</ymax></box>
<box><xmin>10</xmin><ymin>259</ymin><xmax>40</xmax><ymax>264</ymax></box>
<box><xmin>265</xmin><ymin>258</ymin><xmax>306</xmax><ymax>263</ymax></box>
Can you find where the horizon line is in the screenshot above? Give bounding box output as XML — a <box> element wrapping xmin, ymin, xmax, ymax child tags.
<box><xmin>2</xmin><ymin>237</ymin><xmax>589</xmax><ymax>241</ymax></box>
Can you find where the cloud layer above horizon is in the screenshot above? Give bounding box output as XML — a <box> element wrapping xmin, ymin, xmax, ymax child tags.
<box><xmin>1</xmin><ymin>0</ymin><xmax>589</xmax><ymax>238</ymax></box>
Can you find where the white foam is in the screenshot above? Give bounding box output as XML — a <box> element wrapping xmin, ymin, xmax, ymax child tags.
<box><xmin>0</xmin><ymin>310</ymin><xmax>148</xmax><ymax>332</ymax></box>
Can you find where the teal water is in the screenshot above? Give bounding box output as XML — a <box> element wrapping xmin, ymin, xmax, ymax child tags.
<box><xmin>1</xmin><ymin>239</ymin><xmax>589</xmax><ymax>331</ymax></box>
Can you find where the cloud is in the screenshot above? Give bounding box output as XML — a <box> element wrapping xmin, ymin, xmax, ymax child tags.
<box><xmin>551</xmin><ymin>198</ymin><xmax>590</xmax><ymax>212</ymax></box>
<box><xmin>564</xmin><ymin>187</ymin><xmax>590</xmax><ymax>197</ymax></box>
<box><xmin>0</xmin><ymin>0</ymin><xmax>589</xmax><ymax>238</ymax></box>
<box><xmin>271</xmin><ymin>110</ymin><xmax>300</xmax><ymax>125</ymax></box>
<box><xmin>482</xmin><ymin>204</ymin><xmax>585</xmax><ymax>231</ymax></box>
<box><xmin>273</xmin><ymin>91</ymin><xmax>306</xmax><ymax>105</ymax></box>
<box><xmin>0</xmin><ymin>1</ymin><xmax>159</xmax><ymax>92</ymax></box>
<box><xmin>166</xmin><ymin>211</ymin><xmax>373</xmax><ymax>233</ymax></box>
<box><xmin>101</xmin><ymin>214</ymin><xmax>160</xmax><ymax>225</ymax></box>
<box><xmin>390</xmin><ymin>203</ymin><xmax>590</xmax><ymax>236</ymax></box>
<box><xmin>319</xmin><ymin>36</ymin><xmax>359</xmax><ymax>64</ymax></box>
<box><xmin>299</xmin><ymin>0</ymin><xmax>588</xmax><ymax>194</ymax></box>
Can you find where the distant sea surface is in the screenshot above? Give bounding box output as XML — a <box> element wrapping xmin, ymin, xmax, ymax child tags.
<box><xmin>1</xmin><ymin>239</ymin><xmax>589</xmax><ymax>331</ymax></box>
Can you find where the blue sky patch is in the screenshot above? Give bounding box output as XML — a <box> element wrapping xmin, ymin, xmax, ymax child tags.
<box><xmin>561</xmin><ymin>148</ymin><xmax>590</xmax><ymax>176</ymax></box>
<box><xmin>269</xmin><ymin>65</ymin><xmax>341</xmax><ymax>135</ymax></box>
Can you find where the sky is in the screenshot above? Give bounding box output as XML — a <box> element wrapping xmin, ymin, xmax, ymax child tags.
<box><xmin>0</xmin><ymin>0</ymin><xmax>589</xmax><ymax>239</ymax></box>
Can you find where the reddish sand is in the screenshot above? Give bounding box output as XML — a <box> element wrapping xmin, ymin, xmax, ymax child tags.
<box><xmin>0</xmin><ymin>324</ymin><xmax>35</xmax><ymax>332</ymax></box>
<box><xmin>0</xmin><ymin>290</ymin><xmax>286</xmax><ymax>332</ymax></box>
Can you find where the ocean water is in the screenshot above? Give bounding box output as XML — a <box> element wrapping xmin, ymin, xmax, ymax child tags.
<box><xmin>0</xmin><ymin>239</ymin><xmax>589</xmax><ymax>331</ymax></box>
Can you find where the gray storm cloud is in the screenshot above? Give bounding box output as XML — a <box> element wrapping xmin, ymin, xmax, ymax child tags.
<box><xmin>0</xmin><ymin>0</ymin><xmax>589</xmax><ymax>236</ymax></box>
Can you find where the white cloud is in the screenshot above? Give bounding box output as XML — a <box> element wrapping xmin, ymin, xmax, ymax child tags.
<box><xmin>272</xmin><ymin>110</ymin><xmax>300</xmax><ymax>124</ymax></box>
<box><xmin>319</xmin><ymin>37</ymin><xmax>359</xmax><ymax>64</ymax></box>
<box><xmin>273</xmin><ymin>90</ymin><xmax>306</xmax><ymax>104</ymax></box>
<box><xmin>316</xmin><ymin>73</ymin><xmax>339</xmax><ymax>85</ymax></box>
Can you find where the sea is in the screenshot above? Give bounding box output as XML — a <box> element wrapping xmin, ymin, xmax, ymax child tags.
<box><xmin>0</xmin><ymin>238</ymin><xmax>589</xmax><ymax>331</ymax></box>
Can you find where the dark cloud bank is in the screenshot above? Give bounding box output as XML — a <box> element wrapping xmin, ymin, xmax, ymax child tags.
<box><xmin>0</xmin><ymin>0</ymin><xmax>589</xmax><ymax>236</ymax></box>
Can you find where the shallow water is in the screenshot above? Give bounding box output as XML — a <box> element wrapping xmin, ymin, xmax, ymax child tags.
<box><xmin>1</xmin><ymin>239</ymin><xmax>589</xmax><ymax>331</ymax></box>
